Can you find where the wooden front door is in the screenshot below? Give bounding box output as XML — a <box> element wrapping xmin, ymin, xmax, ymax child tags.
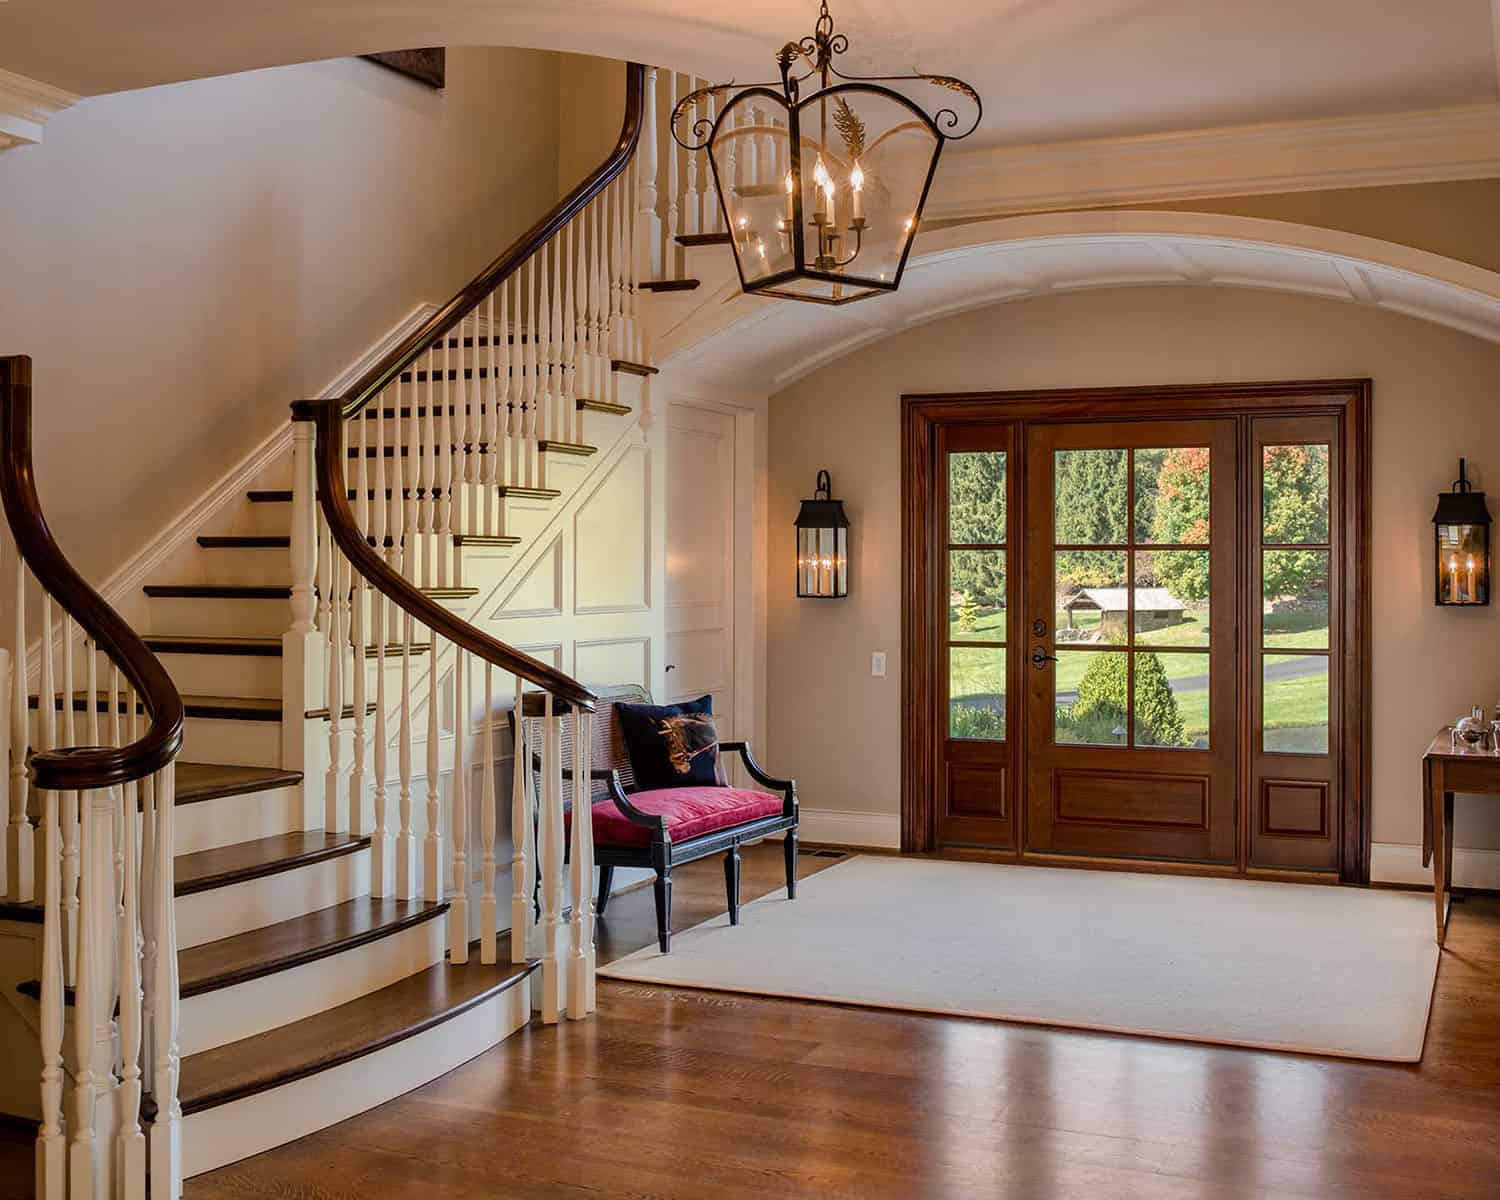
<box><xmin>1022</xmin><ymin>420</ymin><xmax>1238</xmax><ymax>863</ymax></box>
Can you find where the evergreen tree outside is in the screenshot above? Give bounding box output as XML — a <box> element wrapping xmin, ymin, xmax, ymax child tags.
<box><xmin>957</xmin><ymin>591</ymin><xmax>979</xmax><ymax>633</ymax></box>
<box><xmin>1065</xmin><ymin>650</ymin><xmax>1186</xmax><ymax>747</ymax></box>
<box><xmin>1054</xmin><ymin>449</ymin><xmax>1128</xmax><ymax>588</ymax></box>
<box><xmin>1148</xmin><ymin>447</ymin><xmax>1212</xmax><ymax>602</ymax></box>
<box><xmin>948</xmin><ymin>453</ymin><xmax>1008</xmax><ymax>614</ymax></box>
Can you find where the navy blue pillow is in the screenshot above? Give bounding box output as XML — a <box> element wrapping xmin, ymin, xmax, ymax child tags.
<box><xmin>616</xmin><ymin>695</ymin><xmax>720</xmax><ymax>791</ymax></box>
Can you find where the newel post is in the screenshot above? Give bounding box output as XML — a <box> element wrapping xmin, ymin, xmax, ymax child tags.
<box><xmin>636</xmin><ymin>65</ymin><xmax>662</xmax><ymax>280</ymax></box>
<box><xmin>284</xmin><ymin>410</ymin><xmax>326</xmax><ymax>828</ymax></box>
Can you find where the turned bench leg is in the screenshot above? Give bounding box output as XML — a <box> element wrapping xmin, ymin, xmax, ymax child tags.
<box><xmin>784</xmin><ymin>827</ymin><xmax>798</xmax><ymax>899</ymax></box>
<box><xmin>723</xmin><ymin>846</ymin><xmax>741</xmax><ymax>925</ymax></box>
<box><xmin>596</xmin><ymin>864</ymin><xmax>615</xmax><ymax>916</ymax></box>
<box><xmin>653</xmin><ymin>866</ymin><xmax>672</xmax><ymax>954</ymax></box>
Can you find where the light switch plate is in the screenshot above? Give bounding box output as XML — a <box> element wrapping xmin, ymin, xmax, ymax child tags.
<box><xmin>871</xmin><ymin>651</ymin><xmax>887</xmax><ymax>677</ymax></box>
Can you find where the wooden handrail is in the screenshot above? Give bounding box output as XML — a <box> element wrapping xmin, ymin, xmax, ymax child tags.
<box><xmin>0</xmin><ymin>355</ymin><xmax>185</xmax><ymax>789</ymax></box>
<box><xmin>293</xmin><ymin>62</ymin><xmax>649</xmax><ymax>711</ymax></box>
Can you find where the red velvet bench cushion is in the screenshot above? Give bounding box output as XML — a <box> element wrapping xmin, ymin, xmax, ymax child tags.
<box><xmin>567</xmin><ymin>786</ymin><xmax>784</xmax><ymax>848</ymax></box>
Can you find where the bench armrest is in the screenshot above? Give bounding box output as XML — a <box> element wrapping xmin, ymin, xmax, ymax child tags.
<box><xmin>719</xmin><ymin>741</ymin><xmax>797</xmax><ymax>819</ymax></box>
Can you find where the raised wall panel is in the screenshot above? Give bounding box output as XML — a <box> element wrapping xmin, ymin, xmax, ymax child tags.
<box><xmin>1260</xmin><ymin>779</ymin><xmax>1329</xmax><ymax>838</ymax></box>
<box><xmin>947</xmin><ymin>764</ymin><xmax>1007</xmax><ymax>818</ymax></box>
<box><xmin>1052</xmin><ymin>769</ymin><xmax>1208</xmax><ymax>830</ymax></box>
<box><xmin>575</xmin><ymin>445</ymin><xmax>650</xmax><ymax>614</ymax></box>
<box><xmin>574</xmin><ymin>637</ymin><xmax>650</xmax><ymax>689</ymax></box>
<box><xmin>496</xmin><ymin>533</ymin><xmax>563</xmax><ymax>619</ymax></box>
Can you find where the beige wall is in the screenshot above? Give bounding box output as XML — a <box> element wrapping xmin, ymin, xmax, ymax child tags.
<box><xmin>0</xmin><ymin>47</ymin><xmax>560</xmax><ymax>589</ymax></box>
<box><xmin>767</xmin><ymin>285</ymin><xmax>1500</xmax><ymax>857</ymax></box>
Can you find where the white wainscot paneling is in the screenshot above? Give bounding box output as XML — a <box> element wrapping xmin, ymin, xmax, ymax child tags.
<box><xmin>575</xmin><ymin>444</ymin><xmax>651</xmax><ymax>614</ymax></box>
<box><xmin>495</xmin><ymin>533</ymin><xmax>564</xmax><ymax>619</ymax></box>
<box><xmin>575</xmin><ymin>637</ymin><xmax>651</xmax><ymax>689</ymax></box>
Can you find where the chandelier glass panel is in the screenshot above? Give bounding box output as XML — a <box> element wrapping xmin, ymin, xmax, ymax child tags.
<box><xmin>673</xmin><ymin>2</ymin><xmax>981</xmax><ymax>305</ymax></box>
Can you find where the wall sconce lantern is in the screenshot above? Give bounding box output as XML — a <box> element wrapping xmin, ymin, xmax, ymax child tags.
<box><xmin>796</xmin><ymin>469</ymin><xmax>849</xmax><ymax>598</ymax></box>
<box><xmin>1433</xmin><ymin>458</ymin><xmax>1491</xmax><ymax>606</ymax></box>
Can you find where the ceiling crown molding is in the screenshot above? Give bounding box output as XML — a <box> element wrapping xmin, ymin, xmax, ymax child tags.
<box><xmin>926</xmin><ymin>103</ymin><xmax>1500</xmax><ymax>222</ymax></box>
<box><xmin>0</xmin><ymin>66</ymin><xmax>80</xmax><ymax>150</ymax></box>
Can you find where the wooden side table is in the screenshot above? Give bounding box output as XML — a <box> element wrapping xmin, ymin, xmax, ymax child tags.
<box><xmin>1422</xmin><ymin>728</ymin><xmax>1500</xmax><ymax>945</ymax></box>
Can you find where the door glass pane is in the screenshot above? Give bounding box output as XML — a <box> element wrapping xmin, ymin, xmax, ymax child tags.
<box><xmin>1055</xmin><ymin>650</ymin><xmax>1127</xmax><ymax>746</ymax></box>
<box><xmin>1263</xmin><ymin>653</ymin><xmax>1329</xmax><ymax>754</ymax></box>
<box><xmin>1133</xmin><ymin>549</ymin><xmax>1209</xmax><ymax>646</ymax></box>
<box><xmin>1134</xmin><ymin>447</ymin><xmax>1210</xmax><ymax>544</ymax></box>
<box><xmin>1055</xmin><ymin>550</ymin><xmax>1127</xmax><ymax>645</ymax></box>
<box><xmin>949</xmin><ymin>551</ymin><xmax>1006</xmax><ymax>639</ymax></box>
<box><xmin>1055</xmin><ymin>449</ymin><xmax>1127</xmax><ymax>545</ymax></box>
<box><xmin>949</xmin><ymin>451</ymin><xmax>1007</xmax><ymax>544</ymax></box>
<box><xmin>950</xmin><ymin>646</ymin><xmax>1006</xmax><ymax>741</ymax></box>
<box><xmin>1133</xmin><ymin>651</ymin><xmax>1208</xmax><ymax>749</ymax></box>
<box><xmin>1263</xmin><ymin>549</ymin><xmax>1330</xmax><ymax>649</ymax></box>
<box><xmin>1263</xmin><ymin>444</ymin><xmax>1330</xmax><ymax>544</ymax></box>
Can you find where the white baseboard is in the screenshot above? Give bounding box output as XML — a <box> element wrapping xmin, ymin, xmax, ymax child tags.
<box><xmin>787</xmin><ymin>808</ymin><xmax>901</xmax><ymax>850</ymax></box>
<box><xmin>1370</xmin><ymin>841</ymin><xmax>1500</xmax><ymax>891</ymax></box>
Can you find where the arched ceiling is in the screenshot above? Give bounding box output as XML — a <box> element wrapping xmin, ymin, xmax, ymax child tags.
<box><xmin>2</xmin><ymin>0</ymin><xmax>1496</xmax><ymax>148</ymax></box>
<box><xmin>658</xmin><ymin>212</ymin><xmax>1500</xmax><ymax>388</ymax></box>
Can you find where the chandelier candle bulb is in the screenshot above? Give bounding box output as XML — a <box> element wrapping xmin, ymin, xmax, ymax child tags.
<box><xmin>850</xmin><ymin>161</ymin><xmax>864</xmax><ymax>220</ymax></box>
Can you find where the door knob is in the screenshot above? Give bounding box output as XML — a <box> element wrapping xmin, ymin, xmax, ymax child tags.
<box><xmin>1030</xmin><ymin>647</ymin><xmax>1059</xmax><ymax>669</ymax></box>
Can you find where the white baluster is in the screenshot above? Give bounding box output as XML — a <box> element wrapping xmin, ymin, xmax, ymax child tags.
<box><xmin>508</xmin><ymin>273</ymin><xmax>523</xmax><ymax>491</ymax></box>
<box><xmin>759</xmin><ymin>105</ymin><xmax>778</xmax><ymax>183</ymax></box>
<box><xmin>536</xmin><ymin>243</ymin><xmax>553</xmax><ymax>489</ymax></box>
<box><xmin>562</xmin><ymin>223</ymin><xmax>576</xmax><ymax>446</ymax></box>
<box><xmin>745</xmin><ymin>102</ymin><xmax>761</xmax><ymax>191</ymax></box>
<box><xmin>324</xmin><ymin>536</ymin><xmax>345</xmax><ymax>834</ymax></box>
<box><xmin>629</xmin><ymin>157</ymin><xmax>645</xmax><ymax>364</ymax></box>
<box><xmin>450</xmin><ymin>648</ymin><xmax>468</xmax><ymax>962</ymax></box>
<box><xmin>725</xmin><ymin>101</ymin><xmax>740</xmax><ymax>223</ymax></box>
<box><xmin>639</xmin><ymin>65</ymin><xmax>661</xmax><ymax>279</ymax></box>
<box><xmin>567</xmin><ymin>707</ymin><xmax>589</xmax><ymax>1020</ymax></box>
<box><xmin>704</xmin><ymin>84</ymin><xmax>720</xmax><ymax>233</ymax></box>
<box><xmin>573</xmin><ymin>214</ymin><xmax>589</xmax><ymax>445</ymax></box>
<box><xmin>483</xmin><ymin>290</ymin><xmax>499</xmax><ymax>536</ymax></box>
<box><xmin>396</xmin><ymin>609</ymin><xmax>416</xmax><ymax>900</ymax></box>
<box><xmin>510</xmin><ymin>677</ymin><xmax>532</xmax><ymax>965</ymax></box>
<box><xmin>36</xmin><ymin>783</ymin><xmax>64</xmax><ymax>1200</ymax></box>
<box><xmin>593</xmin><ymin>197</ymin><xmax>609</xmax><ymax>405</ymax></box>
<box><xmin>5</xmin><ymin>550</ymin><xmax>30</xmax><ymax>902</ymax></box>
<box><xmin>580</xmin><ymin>708</ymin><xmax>596</xmax><ymax>1012</ymax></box>
<box><xmin>664</xmin><ymin>71</ymin><xmax>679</xmax><ymax>279</ymax></box>
<box><xmin>458</xmin><ymin>313</ymin><xmax>476</xmax><ymax>544</ymax></box>
<box><xmin>138</xmin><ymin>767</ymin><xmax>157</xmax><ymax>1102</ymax></box>
<box><xmin>479</xmin><ymin>661</ymin><xmax>497</xmax><ymax>964</ymax></box>
<box><xmin>68</xmin><ymin>783</ymin><xmax>99</xmax><ymax>1199</ymax></box>
<box><xmin>494</xmin><ymin>283</ymin><xmax>511</xmax><ymax>504</ymax></box>
<box><xmin>436</xmin><ymin>331</ymin><xmax>453</xmax><ymax>589</ymax></box>
<box><xmin>405</xmin><ymin>370</ymin><xmax>422</xmax><ymax>589</ymax></box>
<box><xmin>350</xmin><ymin>406</ymin><xmax>370</xmax><ymax>838</ymax></box>
<box><xmin>683</xmin><ymin>77</ymin><xmax>702</xmax><ymax>242</ymax></box>
<box><xmin>117</xmin><ymin>692</ymin><xmax>145</xmax><ymax>1200</ymax></box>
<box><xmin>607</xmin><ymin>181</ymin><xmax>623</xmax><ymax>366</ymax></box>
<box><xmin>424</xmin><ymin>629</ymin><xmax>442</xmax><ymax>902</ymax></box>
<box><xmin>149</xmin><ymin>761</ymin><xmax>181</xmax><ymax>1200</ymax></box>
<box><xmin>525</xmin><ymin>261</ymin><xmax>537</xmax><ymax>486</ymax></box>
<box><xmin>286</xmin><ymin>416</ymin><xmax>322</xmax><ymax>806</ymax></box>
<box><xmin>420</xmin><ymin>348</ymin><xmax>436</xmax><ymax>589</ymax></box>
<box><xmin>540</xmin><ymin>694</ymin><xmax>563</xmax><ymax>1023</ymax></box>
<box><xmin>58</xmin><ymin>614</ymin><xmax>79</xmax><ymax>988</ymax></box>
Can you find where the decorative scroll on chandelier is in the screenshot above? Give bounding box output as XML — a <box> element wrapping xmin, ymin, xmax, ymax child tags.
<box><xmin>671</xmin><ymin>1</ymin><xmax>981</xmax><ymax>305</ymax></box>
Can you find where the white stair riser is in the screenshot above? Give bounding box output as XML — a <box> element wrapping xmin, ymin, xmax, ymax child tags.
<box><xmin>180</xmin><ymin>716</ymin><xmax>281</xmax><ymax>767</ymax></box>
<box><xmin>180</xmin><ymin>977</ymin><xmax>530</xmax><ymax>1178</ymax></box>
<box><xmin>148</xmin><ymin>595</ymin><xmax>290</xmax><ymax>637</ymax></box>
<box><xmin>176</xmin><ymin>847</ymin><xmax>370</xmax><ymax>949</ymax></box>
<box><xmin>234</xmin><ymin>502</ymin><xmax>297</xmax><ymax>537</ymax></box>
<box><xmin>175</xmin><ymin>786</ymin><xmax>302</xmax><ymax>856</ymax></box>
<box><xmin>159</xmin><ymin>652</ymin><xmax>281</xmax><ymax>699</ymax></box>
<box><xmin>179</xmin><ymin>915</ymin><xmax>445</xmax><ymax>1056</ymax></box>
<box><xmin>192</xmin><ymin>548</ymin><xmax>295</xmax><ymax>588</ymax></box>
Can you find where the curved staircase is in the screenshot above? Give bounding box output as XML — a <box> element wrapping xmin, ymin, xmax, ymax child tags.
<box><xmin>0</xmin><ymin>54</ymin><xmax>757</xmax><ymax>1197</ymax></box>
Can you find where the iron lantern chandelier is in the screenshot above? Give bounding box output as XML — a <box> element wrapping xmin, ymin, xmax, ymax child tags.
<box><xmin>671</xmin><ymin>1</ymin><xmax>981</xmax><ymax>305</ymax></box>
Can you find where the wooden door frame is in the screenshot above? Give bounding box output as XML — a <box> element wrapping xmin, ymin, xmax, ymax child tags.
<box><xmin>901</xmin><ymin>379</ymin><xmax>1373</xmax><ymax>883</ymax></box>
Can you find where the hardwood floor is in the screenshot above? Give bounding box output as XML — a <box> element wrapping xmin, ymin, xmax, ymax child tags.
<box><xmin>4</xmin><ymin>848</ymin><xmax>1498</xmax><ymax>1198</ymax></box>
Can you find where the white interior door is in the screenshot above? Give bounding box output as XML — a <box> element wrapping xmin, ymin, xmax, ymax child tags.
<box><xmin>665</xmin><ymin>402</ymin><xmax>737</xmax><ymax>757</ymax></box>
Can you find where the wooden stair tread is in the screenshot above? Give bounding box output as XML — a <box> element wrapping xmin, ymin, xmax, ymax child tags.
<box><xmin>537</xmin><ymin>440</ymin><xmax>598</xmax><ymax>457</ymax></box>
<box><xmin>678</xmin><ymin>232</ymin><xmax>732</xmax><ymax>247</ymax></box>
<box><xmin>28</xmin><ymin>692</ymin><xmax>281</xmax><ymax>721</ymax></box>
<box><xmin>0</xmin><ymin>899</ymin><xmax>41</xmax><ymax>924</ymax></box>
<box><xmin>177</xmin><ymin>940</ymin><xmax>533</xmax><ymax>1114</ymax></box>
<box><xmin>452</xmin><ymin>533</ymin><xmax>521</xmax><ymax>547</ymax></box>
<box><xmin>611</xmin><ymin>358</ymin><xmax>658</xmax><ymax>377</ymax></box>
<box><xmin>577</xmin><ymin>397</ymin><xmax>632</xmax><ymax>416</ymax></box>
<box><xmin>146</xmin><ymin>634</ymin><xmax>431</xmax><ymax>659</ymax></box>
<box><xmin>197</xmin><ymin>535</ymin><xmax>288</xmax><ymax>549</ymax></box>
<box><xmin>144</xmin><ymin>584</ymin><xmax>290</xmax><ymax>599</ymax></box>
<box><xmin>176</xmin><ymin>761</ymin><xmax>303</xmax><ymax>805</ymax></box>
<box><xmin>175</xmin><ymin>831</ymin><xmax>369</xmax><ymax>897</ymax></box>
<box><xmin>640</xmin><ymin>278</ymin><xmax>701</xmax><ymax>292</ymax></box>
<box><xmin>179</xmin><ymin>896</ymin><xmax>448</xmax><ymax>998</ymax></box>
<box><xmin>495</xmin><ymin>485</ymin><xmax>561</xmax><ymax>500</ymax></box>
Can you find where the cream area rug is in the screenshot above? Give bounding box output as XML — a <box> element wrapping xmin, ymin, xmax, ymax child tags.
<box><xmin>599</xmin><ymin>856</ymin><xmax>1442</xmax><ymax>1061</ymax></box>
